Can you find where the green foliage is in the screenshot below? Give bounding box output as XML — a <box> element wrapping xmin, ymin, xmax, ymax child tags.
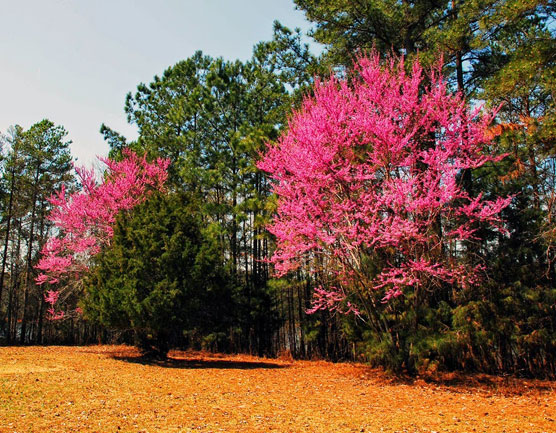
<box><xmin>98</xmin><ymin>31</ymin><xmax>315</xmax><ymax>355</ymax></box>
<box><xmin>295</xmin><ymin>0</ymin><xmax>452</xmax><ymax>67</ymax></box>
<box><xmin>83</xmin><ymin>192</ymin><xmax>232</xmax><ymax>358</ymax></box>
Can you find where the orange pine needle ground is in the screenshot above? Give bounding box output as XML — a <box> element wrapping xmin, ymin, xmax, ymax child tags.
<box><xmin>0</xmin><ymin>345</ymin><xmax>554</xmax><ymax>432</ymax></box>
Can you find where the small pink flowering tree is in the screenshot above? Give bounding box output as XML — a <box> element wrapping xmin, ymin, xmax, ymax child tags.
<box><xmin>36</xmin><ymin>151</ymin><xmax>169</xmax><ymax>318</ymax></box>
<box><xmin>258</xmin><ymin>52</ymin><xmax>510</xmax><ymax>370</ymax></box>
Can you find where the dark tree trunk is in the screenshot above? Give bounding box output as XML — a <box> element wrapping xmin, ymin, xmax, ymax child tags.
<box><xmin>0</xmin><ymin>167</ymin><xmax>17</xmax><ymax>313</ymax></box>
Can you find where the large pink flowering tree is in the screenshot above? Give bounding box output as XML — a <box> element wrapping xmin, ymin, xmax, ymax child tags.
<box><xmin>259</xmin><ymin>53</ymin><xmax>510</xmax><ymax>339</ymax></box>
<box><xmin>36</xmin><ymin>151</ymin><xmax>169</xmax><ymax>318</ymax></box>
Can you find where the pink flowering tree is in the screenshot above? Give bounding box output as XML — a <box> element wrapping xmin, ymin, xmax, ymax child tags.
<box><xmin>258</xmin><ymin>52</ymin><xmax>510</xmax><ymax>370</ymax></box>
<box><xmin>36</xmin><ymin>151</ymin><xmax>169</xmax><ymax>318</ymax></box>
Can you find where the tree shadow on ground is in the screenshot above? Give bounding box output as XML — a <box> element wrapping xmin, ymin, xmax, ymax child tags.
<box><xmin>357</xmin><ymin>367</ymin><xmax>555</xmax><ymax>396</ymax></box>
<box><xmin>111</xmin><ymin>354</ymin><xmax>290</xmax><ymax>370</ymax></box>
<box><xmin>418</xmin><ymin>373</ymin><xmax>555</xmax><ymax>396</ymax></box>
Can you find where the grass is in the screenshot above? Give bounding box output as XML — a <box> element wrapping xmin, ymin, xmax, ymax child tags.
<box><xmin>0</xmin><ymin>345</ymin><xmax>554</xmax><ymax>432</ymax></box>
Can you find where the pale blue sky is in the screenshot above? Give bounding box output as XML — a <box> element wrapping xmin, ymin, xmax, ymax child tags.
<box><xmin>0</xmin><ymin>0</ymin><xmax>316</xmax><ymax>165</ymax></box>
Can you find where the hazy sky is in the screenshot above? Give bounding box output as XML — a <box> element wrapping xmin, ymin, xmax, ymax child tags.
<box><xmin>0</xmin><ymin>0</ymin><xmax>315</xmax><ymax>165</ymax></box>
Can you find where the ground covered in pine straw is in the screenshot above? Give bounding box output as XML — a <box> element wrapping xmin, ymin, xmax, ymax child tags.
<box><xmin>0</xmin><ymin>346</ymin><xmax>554</xmax><ymax>433</ymax></box>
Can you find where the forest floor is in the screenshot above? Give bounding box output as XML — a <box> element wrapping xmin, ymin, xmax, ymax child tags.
<box><xmin>0</xmin><ymin>345</ymin><xmax>554</xmax><ymax>433</ymax></box>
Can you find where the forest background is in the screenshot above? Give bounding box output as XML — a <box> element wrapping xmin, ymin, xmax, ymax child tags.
<box><xmin>1</xmin><ymin>0</ymin><xmax>555</xmax><ymax>378</ymax></box>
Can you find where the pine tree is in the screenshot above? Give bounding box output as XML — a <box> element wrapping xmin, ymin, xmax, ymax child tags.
<box><xmin>0</xmin><ymin>121</ymin><xmax>74</xmax><ymax>343</ymax></box>
<box><xmin>83</xmin><ymin>192</ymin><xmax>232</xmax><ymax>358</ymax></box>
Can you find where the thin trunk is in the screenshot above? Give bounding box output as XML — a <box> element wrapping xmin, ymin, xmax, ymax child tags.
<box><xmin>34</xmin><ymin>202</ymin><xmax>47</xmax><ymax>344</ymax></box>
<box><xmin>455</xmin><ymin>50</ymin><xmax>464</xmax><ymax>94</ymax></box>
<box><xmin>287</xmin><ymin>284</ymin><xmax>296</xmax><ymax>356</ymax></box>
<box><xmin>453</xmin><ymin>0</ymin><xmax>472</xmax><ymax>198</ymax></box>
<box><xmin>20</xmin><ymin>166</ymin><xmax>40</xmax><ymax>344</ymax></box>
<box><xmin>278</xmin><ymin>284</ymin><xmax>284</xmax><ymax>351</ymax></box>
<box><xmin>36</xmin><ymin>296</ymin><xmax>45</xmax><ymax>344</ymax></box>
<box><xmin>296</xmin><ymin>281</ymin><xmax>306</xmax><ymax>358</ymax></box>
<box><xmin>0</xmin><ymin>168</ymin><xmax>16</xmax><ymax>309</ymax></box>
<box><xmin>244</xmin><ymin>217</ymin><xmax>249</xmax><ymax>289</ymax></box>
<box><xmin>7</xmin><ymin>219</ymin><xmax>22</xmax><ymax>344</ymax></box>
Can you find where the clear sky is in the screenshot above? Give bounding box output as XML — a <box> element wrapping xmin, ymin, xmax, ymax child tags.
<box><xmin>0</xmin><ymin>0</ymin><xmax>315</xmax><ymax>165</ymax></box>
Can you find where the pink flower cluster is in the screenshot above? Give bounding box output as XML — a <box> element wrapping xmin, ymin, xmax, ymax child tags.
<box><xmin>36</xmin><ymin>150</ymin><xmax>169</xmax><ymax>319</ymax></box>
<box><xmin>259</xmin><ymin>52</ymin><xmax>510</xmax><ymax>314</ymax></box>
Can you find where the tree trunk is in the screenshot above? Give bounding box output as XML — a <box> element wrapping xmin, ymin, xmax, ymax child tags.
<box><xmin>20</xmin><ymin>167</ymin><xmax>40</xmax><ymax>344</ymax></box>
<box><xmin>0</xmin><ymin>167</ymin><xmax>17</xmax><ymax>313</ymax></box>
<box><xmin>296</xmin><ymin>281</ymin><xmax>306</xmax><ymax>358</ymax></box>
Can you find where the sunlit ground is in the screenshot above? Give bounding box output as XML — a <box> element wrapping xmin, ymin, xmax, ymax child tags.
<box><xmin>1</xmin><ymin>345</ymin><xmax>554</xmax><ymax>433</ymax></box>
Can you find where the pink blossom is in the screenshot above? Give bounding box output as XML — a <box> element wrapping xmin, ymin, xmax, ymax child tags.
<box><xmin>307</xmin><ymin>286</ymin><xmax>361</xmax><ymax>316</ymax></box>
<box><xmin>44</xmin><ymin>290</ymin><xmax>60</xmax><ymax>305</ymax></box>
<box><xmin>36</xmin><ymin>151</ymin><xmax>169</xmax><ymax>317</ymax></box>
<box><xmin>47</xmin><ymin>308</ymin><xmax>65</xmax><ymax>320</ymax></box>
<box><xmin>259</xmin><ymin>51</ymin><xmax>510</xmax><ymax>315</ymax></box>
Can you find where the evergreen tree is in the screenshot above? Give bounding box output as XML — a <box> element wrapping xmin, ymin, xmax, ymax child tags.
<box><xmin>0</xmin><ymin>121</ymin><xmax>74</xmax><ymax>343</ymax></box>
<box><xmin>294</xmin><ymin>1</ymin><xmax>451</xmax><ymax>65</ymax></box>
<box><xmin>462</xmin><ymin>0</ymin><xmax>556</xmax><ymax>376</ymax></box>
<box><xmin>84</xmin><ymin>192</ymin><xmax>232</xmax><ymax>358</ymax></box>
